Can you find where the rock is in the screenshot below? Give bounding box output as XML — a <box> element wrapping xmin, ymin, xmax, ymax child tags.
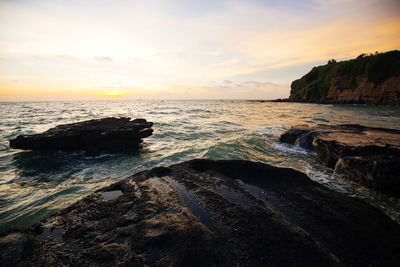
<box><xmin>1</xmin><ymin>159</ymin><xmax>399</xmax><ymax>266</ymax></box>
<box><xmin>9</xmin><ymin>117</ymin><xmax>153</xmax><ymax>155</ymax></box>
<box><xmin>280</xmin><ymin>124</ymin><xmax>400</xmax><ymax>195</ymax></box>
<box><xmin>325</xmin><ymin>76</ymin><xmax>400</xmax><ymax>105</ymax></box>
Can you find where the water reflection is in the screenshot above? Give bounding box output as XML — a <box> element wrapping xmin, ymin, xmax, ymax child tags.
<box><xmin>0</xmin><ymin>100</ymin><xmax>399</xmax><ymax>232</ymax></box>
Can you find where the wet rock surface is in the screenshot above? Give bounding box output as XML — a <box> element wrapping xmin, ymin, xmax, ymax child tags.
<box><xmin>280</xmin><ymin>124</ymin><xmax>400</xmax><ymax>195</ymax></box>
<box><xmin>9</xmin><ymin>117</ymin><xmax>153</xmax><ymax>155</ymax></box>
<box><xmin>1</xmin><ymin>159</ymin><xmax>399</xmax><ymax>266</ymax></box>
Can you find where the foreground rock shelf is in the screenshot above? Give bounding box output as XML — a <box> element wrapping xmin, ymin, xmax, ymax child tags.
<box><xmin>10</xmin><ymin>117</ymin><xmax>153</xmax><ymax>155</ymax></box>
<box><xmin>1</xmin><ymin>159</ymin><xmax>399</xmax><ymax>266</ymax></box>
<box><xmin>280</xmin><ymin>124</ymin><xmax>400</xmax><ymax>195</ymax></box>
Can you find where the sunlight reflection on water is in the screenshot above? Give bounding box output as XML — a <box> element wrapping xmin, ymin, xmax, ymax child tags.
<box><xmin>0</xmin><ymin>100</ymin><xmax>400</xmax><ymax>232</ymax></box>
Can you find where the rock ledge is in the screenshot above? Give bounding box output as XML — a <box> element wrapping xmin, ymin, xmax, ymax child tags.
<box><xmin>280</xmin><ymin>124</ymin><xmax>400</xmax><ymax>195</ymax></box>
<box><xmin>1</xmin><ymin>159</ymin><xmax>399</xmax><ymax>266</ymax></box>
<box><xmin>10</xmin><ymin>117</ymin><xmax>153</xmax><ymax>155</ymax></box>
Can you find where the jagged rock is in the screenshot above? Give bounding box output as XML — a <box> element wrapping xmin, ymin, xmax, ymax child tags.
<box><xmin>280</xmin><ymin>124</ymin><xmax>400</xmax><ymax>195</ymax></box>
<box><xmin>9</xmin><ymin>117</ymin><xmax>153</xmax><ymax>155</ymax></box>
<box><xmin>1</xmin><ymin>159</ymin><xmax>399</xmax><ymax>266</ymax></box>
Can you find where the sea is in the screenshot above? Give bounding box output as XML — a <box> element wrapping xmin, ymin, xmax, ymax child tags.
<box><xmin>1</xmin><ymin>100</ymin><xmax>400</xmax><ymax>233</ymax></box>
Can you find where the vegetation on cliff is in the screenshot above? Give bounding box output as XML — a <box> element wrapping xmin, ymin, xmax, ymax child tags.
<box><xmin>290</xmin><ymin>50</ymin><xmax>400</xmax><ymax>102</ymax></box>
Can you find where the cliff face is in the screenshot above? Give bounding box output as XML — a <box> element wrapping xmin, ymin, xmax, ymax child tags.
<box><xmin>289</xmin><ymin>50</ymin><xmax>400</xmax><ymax>105</ymax></box>
<box><xmin>325</xmin><ymin>75</ymin><xmax>400</xmax><ymax>105</ymax></box>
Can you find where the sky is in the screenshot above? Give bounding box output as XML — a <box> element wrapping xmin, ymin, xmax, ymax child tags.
<box><xmin>0</xmin><ymin>0</ymin><xmax>399</xmax><ymax>100</ymax></box>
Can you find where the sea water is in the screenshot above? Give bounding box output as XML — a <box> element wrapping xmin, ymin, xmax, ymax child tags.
<box><xmin>1</xmin><ymin>100</ymin><xmax>400</xmax><ymax>232</ymax></box>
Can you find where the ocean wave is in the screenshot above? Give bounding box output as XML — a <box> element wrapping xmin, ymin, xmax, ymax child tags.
<box><xmin>1</xmin><ymin>100</ymin><xmax>400</xmax><ymax>232</ymax></box>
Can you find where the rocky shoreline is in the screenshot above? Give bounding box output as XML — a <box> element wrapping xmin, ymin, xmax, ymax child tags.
<box><xmin>4</xmin><ymin>117</ymin><xmax>400</xmax><ymax>266</ymax></box>
<box><xmin>1</xmin><ymin>159</ymin><xmax>399</xmax><ymax>266</ymax></box>
<box><xmin>280</xmin><ymin>124</ymin><xmax>400</xmax><ymax>195</ymax></box>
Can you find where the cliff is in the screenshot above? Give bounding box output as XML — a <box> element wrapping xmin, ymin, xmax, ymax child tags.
<box><xmin>289</xmin><ymin>50</ymin><xmax>400</xmax><ymax>105</ymax></box>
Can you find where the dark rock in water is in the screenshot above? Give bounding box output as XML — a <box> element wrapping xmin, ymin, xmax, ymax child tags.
<box><xmin>1</xmin><ymin>159</ymin><xmax>399</xmax><ymax>266</ymax></box>
<box><xmin>280</xmin><ymin>124</ymin><xmax>400</xmax><ymax>195</ymax></box>
<box><xmin>9</xmin><ymin>117</ymin><xmax>153</xmax><ymax>155</ymax></box>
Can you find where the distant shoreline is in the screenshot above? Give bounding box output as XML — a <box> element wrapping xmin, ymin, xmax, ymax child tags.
<box><xmin>250</xmin><ymin>98</ymin><xmax>400</xmax><ymax>106</ymax></box>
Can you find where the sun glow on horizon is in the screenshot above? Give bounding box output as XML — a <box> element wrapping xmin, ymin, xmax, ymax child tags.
<box><xmin>1</xmin><ymin>0</ymin><xmax>399</xmax><ymax>100</ymax></box>
<box><xmin>102</xmin><ymin>91</ymin><xmax>125</xmax><ymax>97</ymax></box>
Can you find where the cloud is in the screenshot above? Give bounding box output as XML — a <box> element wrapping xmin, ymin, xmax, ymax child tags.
<box><xmin>243</xmin><ymin>81</ymin><xmax>279</xmax><ymax>87</ymax></box>
<box><xmin>94</xmin><ymin>56</ymin><xmax>113</xmax><ymax>62</ymax></box>
<box><xmin>128</xmin><ymin>58</ymin><xmax>144</xmax><ymax>63</ymax></box>
<box><xmin>56</xmin><ymin>54</ymin><xmax>77</xmax><ymax>61</ymax></box>
<box><xmin>192</xmin><ymin>51</ymin><xmax>221</xmax><ymax>56</ymax></box>
<box><xmin>211</xmin><ymin>59</ymin><xmax>239</xmax><ymax>67</ymax></box>
<box><xmin>0</xmin><ymin>0</ymin><xmax>399</xmax><ymax>99</ymax></box>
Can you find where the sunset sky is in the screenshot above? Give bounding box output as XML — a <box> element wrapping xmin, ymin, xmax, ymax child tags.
<box><xmin>1</xmin><ymin>0</ymin><xmax>399</xmax><ymax>100</ymax></box>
